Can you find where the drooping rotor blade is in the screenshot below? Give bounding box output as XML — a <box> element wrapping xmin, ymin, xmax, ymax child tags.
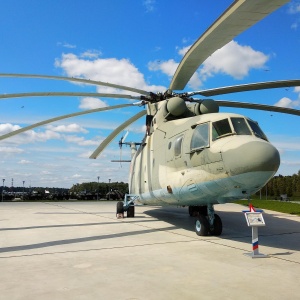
<box><xmin>0</xmin><ymin>73</ymin><xmax>150</xmax><ymax>96</ymax></box>
<box><xmin>0</xmin><ymin>92</ymin><xmax>141</xmax><ymax>100</ymax></box>
<box><xmin>0</xmin><ymin>103</ymin><xmax>139</xmax><ymax>141</ymax></box>
<box><xmin>89</xmin><ymin>110</ymin><xmax>146</xmax><ymax>159</ymax></box>
<box><xmin>169</xmin><ymin>0</ymin><xmax>289</xmax><ymax>90</ymax></box>
<box><xmin>215</xmin><ymin>100</ymin><xmax>300</xmax><ymax>117</ymax></box>
<box><xmin>188</xmin><ymin>80</ymin><xmax>300</xmax><ymax>97</ymax></box>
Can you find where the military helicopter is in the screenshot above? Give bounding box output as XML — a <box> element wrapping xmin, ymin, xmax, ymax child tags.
<box><xmin>0</xmin><ymin>0</ymin><xmax>299</xmax><ymax>236</ymax></box>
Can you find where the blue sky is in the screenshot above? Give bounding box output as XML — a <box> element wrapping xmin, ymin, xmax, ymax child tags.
<box><xmin>0</xmin><ymin>0</ymin><xmax>300</xmax><ymax>189</ymax></box>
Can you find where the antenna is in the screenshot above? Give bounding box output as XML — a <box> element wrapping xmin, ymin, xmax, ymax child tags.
<box><xmin>119</xmin><ymin>131</ymin><xmax>129</xmax><ymax>167</ymax></box>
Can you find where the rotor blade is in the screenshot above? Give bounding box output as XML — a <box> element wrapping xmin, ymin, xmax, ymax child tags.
<box><xmin>0</xmin><ymin>73</ymin><xmax>150</xmax><ymax>96</ymax></box>
<box><xmin>0</xmin><ymin>92</ymin><xmax>141</xmax><ymax>100</ymax></box>
<box><xmin>169</xmin><ymin>0</ymin><xmax>289</xmax><ymax>90</ymax></box>
<box><xmin>89</xmin><ymin>110</ymin><xmax>146</xmax><ymax>159</ymax></box>
<box><xmin>215</xmin><ymin>100</ymin><xmax>300</xmax><ymax>117</ymax></box>
<box><xmin>188</xmin><ymin>80</ymin><xmax>300</xmax><ymax>97</ymax></box>
<box><xmin>0</xmin><ymin>104</ymin><xmax>137</xmax><ymax>141</ymax></box>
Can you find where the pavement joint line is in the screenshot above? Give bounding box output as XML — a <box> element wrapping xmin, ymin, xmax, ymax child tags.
<box><xmin>0</xmin><ymin>240</ymin><xmax>198</xmax><ymax>259</ymax></box>
<box><xmin>40</xmin><ymin>202</ymin><xmax>300</xmax><ymax>264</ymax></box>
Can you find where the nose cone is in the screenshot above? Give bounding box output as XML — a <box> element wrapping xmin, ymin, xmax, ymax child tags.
<box><xmin>222</xmin><ymin>140</ymin><xmax>280</xmax><ymax>176</ymax></box>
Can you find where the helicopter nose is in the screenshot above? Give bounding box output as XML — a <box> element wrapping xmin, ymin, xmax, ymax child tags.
<box><xmin>221</xmin><ymin>140</ymin><xmax>280</xmax><ymax>176</ymax></box>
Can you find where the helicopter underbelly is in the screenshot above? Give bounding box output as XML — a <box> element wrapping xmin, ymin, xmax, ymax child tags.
<box><xmin>137</xmin><ymin>170</ymin><xmax>274</xmax><ymax>206</ymax></box>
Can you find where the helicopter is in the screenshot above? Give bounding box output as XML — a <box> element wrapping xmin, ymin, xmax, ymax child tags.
<box><xmin>0</xmin><ymin>0</ymin><xmax>300</xmax><ymax>236</ymax></box>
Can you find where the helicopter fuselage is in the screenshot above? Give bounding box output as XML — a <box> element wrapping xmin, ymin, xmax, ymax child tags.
<box><xmin>129</xmin><ymin>112</ymin><xmax>280</xmax><ymax>207</ymax></box>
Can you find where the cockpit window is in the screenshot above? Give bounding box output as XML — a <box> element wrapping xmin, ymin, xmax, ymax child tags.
<box><xmin>212</xmin><ymin>119</ymin><xmax>232</xmax><ymax>141</ymax></box>
<box><xmin>231</xmin><ymin>117</ymin><xmax>251</xmax><ymax>135</ymax></box>
<box><xmin>248</xmin><ymin>120</ymin><xmax>268</xmax><ymax>141</ymax></box>
<box><xmin>191</xmin><ymin>123</ymin><xmax>209</xmax><ymax>151</ymax></box>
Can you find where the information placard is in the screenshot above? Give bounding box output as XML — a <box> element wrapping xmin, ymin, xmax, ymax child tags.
<box><xmin>244</xmin><ymin>212</ymin><xmax>265</xmax><ymax>227</ymax></box>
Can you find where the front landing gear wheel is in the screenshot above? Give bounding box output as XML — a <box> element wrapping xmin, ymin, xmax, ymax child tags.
<box><xmin>116</xmin><ymin>201</ymin><xmax>124</xmax><ymax>218</ymax></box>
<box><xmin>195</xmin><ymin>215</ymin><xmax>210</xmax><ymax>236</ymax></box>
<box><xmin>210</xmin><ymin>214</ymin><xmax>222</xmax><ymax>236</ymax></box>
<box><xmin>127</xmin><ymin>205</ymin><xmax>135</xmax><ymax>218</ymax></box>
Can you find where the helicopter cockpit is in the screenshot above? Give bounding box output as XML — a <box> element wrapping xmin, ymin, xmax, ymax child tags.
<box><xmin>189</xmin><ymin>116</ymin><xmax>268</xmax><ymax>154</ymax></box>
<box><xmin>211</xmin><ymin>117</ymin><xmax>268</xmax><ymax>142</ymax></box>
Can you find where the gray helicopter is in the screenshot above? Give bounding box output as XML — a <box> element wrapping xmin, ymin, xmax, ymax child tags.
<box><xmin>0</xmin><ymin>0</ymin><xmax>299</xmax><ymax>236</ymax></box>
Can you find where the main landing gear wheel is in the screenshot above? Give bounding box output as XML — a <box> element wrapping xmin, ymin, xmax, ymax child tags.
<box><xmin>127</xmin><ymin>205</ymin><xmax>135</xmax><ymax>218</ymax></box>
<box><xmin>116</xmin><ymin>201</ymin><xmax>124</xmax><ymax>218</ymax></box>
<box><xmin>210</xmin><ymin>213</ymin><xmax>222</xmax><ymax>236</ymax></box>
<box><xmin>195</xmin><ymin>215</ymin><xmax>210</xmax><ymax>236</ymax></box>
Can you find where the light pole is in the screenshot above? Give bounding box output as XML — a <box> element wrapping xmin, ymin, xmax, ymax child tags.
<box><xmin>108</xmin><ymin>179</ymin><xmax>111</xmax><ymax>200</ymax></box>
<box><xmin>97</xmin><ymin>176</ymin><xmax>100</xmax><ymax>201</ymax></box>
<box><xmin>22</xmin><ymin>181</ymin><xmax>25</xmax><ymax>200</ymax></box>
<box><xmin>2</xmin><ymin>179</ymin><xmax>5</xmax><ymax>202</ymax></box>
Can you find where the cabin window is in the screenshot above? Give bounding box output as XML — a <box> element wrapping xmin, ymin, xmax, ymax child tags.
<box><xmin>174</xmin><ymin>135</ymin><xmax>183</xmax><ymax>156</ymax></box>
<box><xmin>190</xmin><ymin>123</ymin><xmax>209</xmax><ymax>151</ymax></box>
<box><xmin>248</xmin><ymin>120</ymin><xmax>268</xmax><ymax>141</ymax></box>
<box><xmin>231</xmin><ymin>117</ymin><xmax>251</xmax><ymax>135</ymax></box>
<box><xmin>212</xmin><ymin>119</ymin><xmax>232</xmax><ymax>141</ymax></box>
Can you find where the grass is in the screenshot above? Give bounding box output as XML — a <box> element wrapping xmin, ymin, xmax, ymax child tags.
<box><xmin>234</xmin><ymin>199</ymin><xmax>300</xmax><ymax>216</ymax></box>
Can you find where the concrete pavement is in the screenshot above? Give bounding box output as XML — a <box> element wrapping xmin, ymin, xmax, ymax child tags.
<box><xmin>0</xmin><ymin>201</ymin><xmax>299</xmax><ymax>300</ymax></box>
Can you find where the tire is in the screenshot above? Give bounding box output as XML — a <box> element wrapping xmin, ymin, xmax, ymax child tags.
<box><xmin>116</xmin><ymin>201</ymin><xmax>124</xmax><ymax>215</ymax></box>
<box><xmin>210</xmin><ymin>214</ymin><xmax>222</xmax><ymax>236</ymax></box>
<box><xmin>127</xmin><ymin>205</ymin><xmax>135</xmax><ymax>218</ymax></box>
<box><xmin>195</xmin><ymin>215</ymin><xmax>209</xmax><ymax>236</ymax></box>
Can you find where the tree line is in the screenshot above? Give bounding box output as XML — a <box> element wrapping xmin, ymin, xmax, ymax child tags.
<box><xmin>258</xmin><ymin>171</ymin><xmax>300</xmax><ymax>199</ymax></box>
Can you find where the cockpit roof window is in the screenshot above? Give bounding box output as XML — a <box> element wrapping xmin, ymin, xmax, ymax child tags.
<box><xmin>248</xmin><ymin>119</ymin><xmax>268</xmax><ymax>141</ymax></box>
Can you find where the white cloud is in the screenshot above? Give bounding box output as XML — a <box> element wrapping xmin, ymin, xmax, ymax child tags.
<box><xmin>80</xmin><ymin>50</ymin><xmax>102</xmax><ymax>59</ymax></box>
<box><xmin>0</xmin><ymin>123</ymin><xmax>21</xmax><ymax>135</ymax></box>
<box><xmin>57</xmin><ymin>42</ymin><xmax>76</xmax><ymax>49</ymax></box>
<box><xmin>143</xmin><ymin>0</ymin><xmax>155</xmax><ymax>12</ymax></box>
<box><xmin>199</xmin><ymin>41</ymin><xmax>269</xmax><ymax>81</ymax></box>
<box><xmin>0</xmin><ymin>123</ymin><xmax>62</xmax><ymax>145</ymax></box>
<box><xmin>25</xmin><ymin>130</ymin><xmax>61</xmax><ymax>142</ymax></box>
<box><xmin>178</xmin><ymin>45</ymin><xmax>190</xmax><ymax>56</ymax></box>
<box><xmin>147</xmin><ymin>41</ymin><xmax>268</xmax><ymax>90</ymax></box>
<box><xmin>63</xmin><ymin>135</ymin><xmax>100</xmax><ymax>146</ymax></box>
<box><xmin>288</xmin><ymin>2</ymin><xmax>300</xmax><ymax>14</ymax></box>
<box><xmin>18</xmin><ymin>159</ymin><xmax>32</xmax><ymax>164</ymax></box>
<box><xmin>288</xmin><ymin>2</ymin><xmax>300</xmax><ymax>29</ymax></box>
<box><xmin>274</xmin><ymin>97</ymin><xmax>300</xmax><ymax>108</ymax></box>
<box><xmin>0</xmin><ymin>146</ymin><xmax>24</xmax><ymax>154</ymax></box>
<box><xmin>47</xmin><ymin>123</ymin><xmax>88</xmax><ymax>133</ymax></box>
<box><xmin>55</xmin><ymin>52</ymin><xmax>165</xmax><ymax>94</ymax></box>
<box><xmin>72</xmin><ymin>174</ymin><xmax>82</xmax><ymax>178</ymax></box>
<box><xmin>148</xmin><ymin>59</ymin><xmax>178</xmax><ymax>76</ymax></box>
<box><xmin>79</xmin><ymin>97</ymin><xmax>107</xmax><ymax>110</ymax></box>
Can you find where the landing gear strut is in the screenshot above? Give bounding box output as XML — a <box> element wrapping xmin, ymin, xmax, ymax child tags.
<box><xmin>192</xmin><ymin>204</ymin><xmax>222</xmax><ymax>236</ymax></box>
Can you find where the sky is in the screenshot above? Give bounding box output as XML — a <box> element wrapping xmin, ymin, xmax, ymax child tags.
<box><xmin>0</xmin><ymin>0</ymin><xmax>300</xmax><ymax>189</ymax></box>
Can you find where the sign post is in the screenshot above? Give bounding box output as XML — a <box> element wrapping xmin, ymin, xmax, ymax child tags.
<box><xmin>244</xmin><ymin>204</ymin><xmax>268</xmax><ymax>258</ymax></box>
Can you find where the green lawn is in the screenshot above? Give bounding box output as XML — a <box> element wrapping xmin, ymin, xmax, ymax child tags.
<box><xmin>234</xmin><ymin>199</ymin><xmax>300</xmax><ymax>216</ymax></box>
